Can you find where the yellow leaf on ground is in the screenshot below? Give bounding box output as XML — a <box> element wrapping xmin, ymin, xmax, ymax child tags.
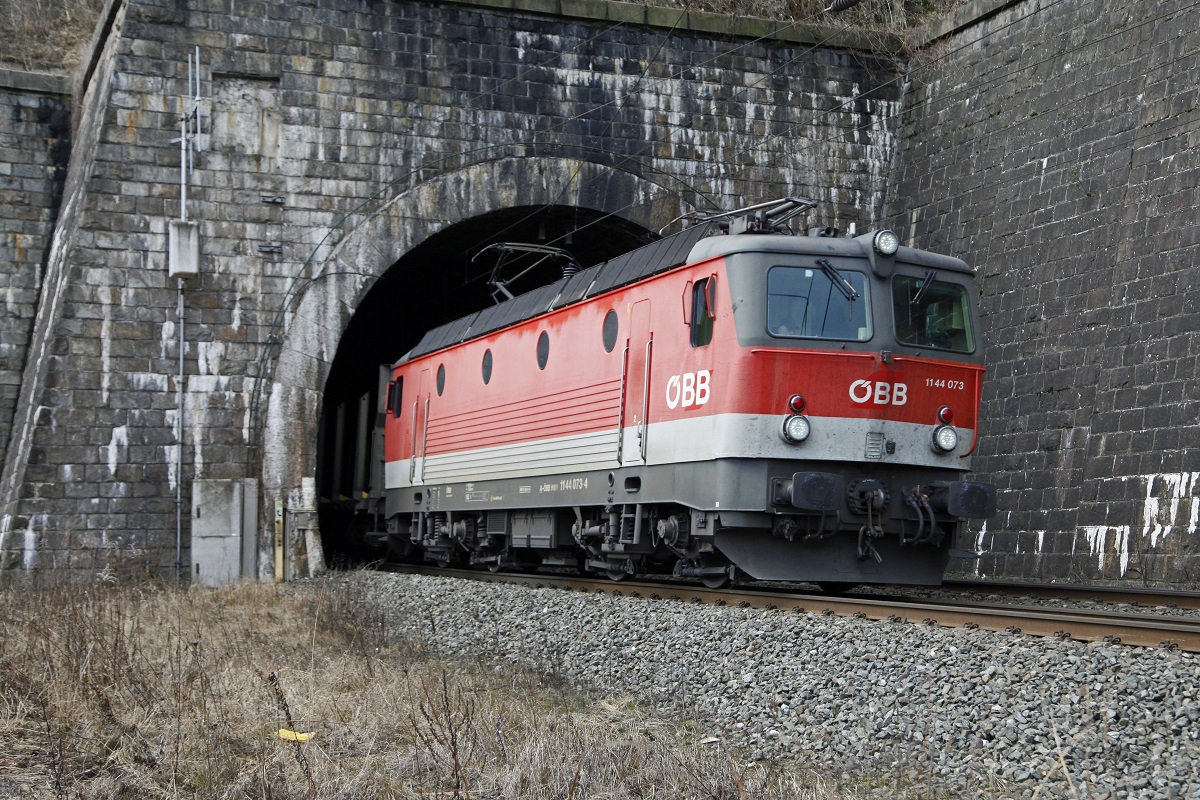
<box><xmin>276</xmin><ymin>729</ymin><xmax>315</xmax><ymax>742</ymax></box>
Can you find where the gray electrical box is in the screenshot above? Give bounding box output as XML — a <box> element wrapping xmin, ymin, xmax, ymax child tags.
<box><xmin>169</xmin><ymin>219</ymin><xmax>200</xmax><ymax>278</ymax></box>
<box><xmin>191</xmin><ymin>478</ymin><xmax>258</xmax><ymax>586</ymax></box>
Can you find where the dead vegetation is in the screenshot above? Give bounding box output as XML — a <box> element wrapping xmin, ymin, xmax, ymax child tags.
<box><xmin>0</xmin><ymin>0</ymin><xmax>106</xmax><ymax>73</ymax></box>
<box><xmin>654</xmin><ymin>0</ymin><xmax>955</xmax><ymax>32</ymax></box>
<box><xmin>0</xmin><ymin>573</ymin><xmax>866</xmax><ymax>799</ymax></box>
<box><xmin>0</xmin><ymin>0</ymin><xmax>962</xmax><ymax>74</ymax></box>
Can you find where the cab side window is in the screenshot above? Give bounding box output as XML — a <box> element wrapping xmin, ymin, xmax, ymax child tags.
<box><xmin>387</xmin><ymin>377</ymin><xmax>404</xmax><ymax>418</ymax></box>
<box><xmin>690</xmin><ymin>278</ymin><xmax>715</xmax><ymax>347</ymax></box>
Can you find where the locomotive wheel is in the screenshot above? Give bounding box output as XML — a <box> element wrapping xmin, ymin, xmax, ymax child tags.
<box><xmin>687</xmin><ymin>557</ymin><xmax>733</xmax><ymax>590</ymax></box>
<box><xmin>606</xmin><ymin>568</ymin><xmax>630</xmax><ymax>582</ymax></box>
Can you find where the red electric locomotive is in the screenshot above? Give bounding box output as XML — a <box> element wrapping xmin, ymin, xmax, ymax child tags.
<box><xmin>375</xmin><ymin>199</ymin><xmax>996</xmax><ymax>588</ymax></box>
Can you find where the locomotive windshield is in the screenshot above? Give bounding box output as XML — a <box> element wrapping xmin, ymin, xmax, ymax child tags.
<box><xmin>767</xmin><ymin>265</ymin><xmax>871</xmax><ymax>341</ymax></box>
<box><xmin>892</xmin><ymin>274</ymin><xmax>975</xmax><ymax>353</ymax></box>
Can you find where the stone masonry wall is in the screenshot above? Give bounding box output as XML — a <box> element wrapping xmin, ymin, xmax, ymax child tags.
<box><xmin>0</xmin><ymin>70</ymin><xmax>71</xmax><ymax>482</ymax></box>
<box><xmin>0</xmin><ymin>0</ymin><xmax>902</xmax><ymax>581</ymax></box>
<box><xmin>13</xmin><ymin>0</ymin><xmax>1197</xmax><ymax>587</ymax></box>
<box><xmin>891</xmin><ymin>0</ymin><xmax>1200</xmax><ymax>584</ymax></box>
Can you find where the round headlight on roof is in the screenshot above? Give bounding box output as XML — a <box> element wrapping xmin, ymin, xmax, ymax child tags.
<box><xmin>932</xmin><ymin>424</ymin><xmax>959</xmax><ymax>453</ymax></box>
<box><xmin>873</xmin><ymin>229</ymin><xmax>900</xmax><ymax>256</ymax></box>
<box><xmin>781</xmin><ymin>415</ymin><xmax>811</xmax><ymax>444</ymax></box>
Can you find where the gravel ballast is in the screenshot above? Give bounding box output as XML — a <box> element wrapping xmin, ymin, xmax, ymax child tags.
<box><xmin>361</xmin><ymin>571</ymin><xmax>1200</xmax><ymax>799</ymax></box>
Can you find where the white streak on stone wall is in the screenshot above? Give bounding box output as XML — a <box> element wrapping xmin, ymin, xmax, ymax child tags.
<box><xmin>1060</xmin><ymin>472</ymin><xmax>1200</xmax><ymax>577</ymax></box>
<box><xmin>1082</xmin><ymin>525</ymin><xmax>1132</xmax><ymax>574</ymax></box>
<box><xmin>161</xmin><ymin>319</ymin><xmax>175</xmax><ymax>360</ymax></box>
<box><xmin>974</xmin><ymin>523</ymin><xmax>988</xmax><ymax>554</ymax></box>
<box><xmin>1145</xmin><ymin>471</ymin><xmax>1200</xmax><ymax>548</ymax></box>
<box><xmin>106</xmin><ymin>425</ymin><xmax>128</xmax><ymax>476</ymax></box>
<box><xmin>230</xmin><ymin>267</ymin><xmax>263</xmax><ymax>444</ymax></box>
<box><xmin>163</xmin><ymin>441</ymin><xmax>178</xmax><ymax>492</ymax></box>
<box><xmin>197</xmin><ymin>341</ymin><xmax>224</xmax><ymax>376</ymax></box>
<box><xmin>100</xmin><ymin>285</ymin><xmax>112</xmax><ymax>403</ymax></box>
<box><xmin>966</xmin><ymin>522</ymin><xmax>992</xmax><ymax>576</ymax></box>
<box><xmin>185</xmin><ymin>375</ymin><xmax>236</xmax><ymax>479</ymax></box>
<box><xmin>23</xmin><ymin>514</ymin><xmax>46</xmax><ymax>571</ymax></box>
<box><xmin>189</xmin><ymin>393</ymin><xmax>205</xmax><ymax>479</ymax></box>
<box><xmin>129</xmin><ymin>372</ymin><xmax>168</xmax><ymax>392</ymax></box>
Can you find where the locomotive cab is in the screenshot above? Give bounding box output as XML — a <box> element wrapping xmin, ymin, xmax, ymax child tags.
<box><xmin>685</xmin><ymin>229</ymin><xmax>996</xmax><ymax>583</ymax></box>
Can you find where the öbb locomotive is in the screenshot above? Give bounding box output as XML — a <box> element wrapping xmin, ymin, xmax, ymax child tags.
<box><xmin>372</xmin><ymin>199</ymin><xmax>996</xmax><ymax>588</ymax></box>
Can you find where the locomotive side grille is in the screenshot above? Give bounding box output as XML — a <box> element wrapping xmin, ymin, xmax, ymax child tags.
<box><xmin>423</xmin><ymin>429</ymin><xmax>620</xmax><ymax>482</ymax></box>
<box><xmin>485</xmin><ymin>512</ymin><xmax>509</xmax><ymax>536</ymax></box>
<box><xmin>865</xmin><ymin>432</ymin><xmax>885</xmax><ymax>460</ymax></box>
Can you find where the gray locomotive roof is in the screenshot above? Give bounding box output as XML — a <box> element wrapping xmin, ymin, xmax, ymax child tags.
<box><xmin>686</xmin><ymin>230</ymin><xmax>974</xmax><ymax>274</ymax></box>
<box><xmin>398</xmin><ymin>227</ymin><xmax>970</xmax><ymax>364</ymax></box>
<box><xmin>400</xmin><ymin>222</ymin><xmax>714</xmax><ymax>362</ymax></box>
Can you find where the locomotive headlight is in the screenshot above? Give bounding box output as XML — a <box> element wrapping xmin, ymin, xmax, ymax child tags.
<box><xmin>781</xmin><ymin>414</ymin><xmax>811</xmax><ymax>444</ymax></box>
<box><xmin>873</xmin><ymin>229</ymin><xmax>900</xmax><ymax>256</ymax></box>
<box><xmin>932</xmin><ymin>424</ymin><xmax>959</xmax><ymax>453</ymax></box>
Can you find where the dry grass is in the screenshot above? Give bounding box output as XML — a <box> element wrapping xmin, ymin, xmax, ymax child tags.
<box><xmin>0</xmin><ymin>0</ymin><xmax>106</xmax><ymax>72</ymax></box>
<box><xmin>654</xmin><ymin>0</ymin><xmax>944</xmax><ymax>32</ymax></box>
<box><xmin>0</xmin><ymin>0</ymin><xmax>963</xmax><ymax>74</ymax></box>
<box><xmin>0</xmin><ymin>573</ymin><xmax>855</xmax><ymax>799</ymax></box>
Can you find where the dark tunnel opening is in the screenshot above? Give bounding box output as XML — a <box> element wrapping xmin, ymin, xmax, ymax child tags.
<box><xmin>316</xmin><ymin>204</ymin><xmax>656</xmax><ymax>564</ymax></box>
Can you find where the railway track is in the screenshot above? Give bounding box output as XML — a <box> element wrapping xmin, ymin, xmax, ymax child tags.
<box><xmin>941</xmin><ymin>578</ymin><xmax>1200</xmax><ymax>610</ymax></box>
<box><xmin>383</xmin><ymin>564</ymin><xmax>1200</xmax><ymax>653</ymax></box>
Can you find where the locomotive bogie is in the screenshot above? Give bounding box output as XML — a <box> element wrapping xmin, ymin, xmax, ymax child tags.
<box><xmin>374</xmin><ymin>217</ymin><xmax>996</xmax><ymax>586</ymax></box>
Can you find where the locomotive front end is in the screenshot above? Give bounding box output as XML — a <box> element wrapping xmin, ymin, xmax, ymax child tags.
<box><xmin>696</xmin><ymin>228</ymin><xmax>997</xmax><ymax>585</ymax></box>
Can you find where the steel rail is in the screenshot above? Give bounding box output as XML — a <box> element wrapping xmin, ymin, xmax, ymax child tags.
<box><xmin>383</xmin><ymin>564</ymin><xmax>1200</xmax><ymax>652</ymax></box>
<box><xmin>941</xmin><ymin>579</ymin><xmax>1200</xmax><ymax>611</ymax></box>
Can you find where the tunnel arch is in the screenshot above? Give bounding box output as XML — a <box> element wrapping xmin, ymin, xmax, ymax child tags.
<box><xmin>258</xmin><ymin>157</ymin><xmax>684</xmax><ymax>569</ymax></box>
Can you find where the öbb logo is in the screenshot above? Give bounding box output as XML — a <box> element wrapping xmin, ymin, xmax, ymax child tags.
<box><xmin>665</xmin><ymin>370</ymin><xmax>711</xmax><ymax>409</ymax></box>
<box><xmin>849</xmin><ymin>380</ymin><xmax>908</xmax><ymax>406</ymax></box>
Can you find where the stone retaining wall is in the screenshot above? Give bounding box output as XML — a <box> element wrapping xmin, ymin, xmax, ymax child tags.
<box><xmin>890</xmin><ymin>0</ymin><xmax>1200</xmax><ymax>584</ymax></box>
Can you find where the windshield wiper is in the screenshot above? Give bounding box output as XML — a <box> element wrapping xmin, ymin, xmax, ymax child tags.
<box><xmin>912</xmin><ymin>269</ymin><xmax>938</xmax><ymax>305</ymax></box>
<box><xmin>815</xmin><ymin>259</ymin><xmax>858</xmax><ymax>301</ymax></box>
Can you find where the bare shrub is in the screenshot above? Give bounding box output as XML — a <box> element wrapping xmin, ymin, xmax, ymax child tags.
<box><xmin>0</xmin><ymin>0</ymin><xmax>105</xmax><ymax>72</ymax></box>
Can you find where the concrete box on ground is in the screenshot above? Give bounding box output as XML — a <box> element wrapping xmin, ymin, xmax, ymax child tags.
<box><xmin>191</xmin><ymin>478</ymin><xmax>258</xmax><ymax>586</ymax></box>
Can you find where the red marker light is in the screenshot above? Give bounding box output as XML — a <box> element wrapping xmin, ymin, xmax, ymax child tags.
<box><xmin>937</xmin><ymin>406</ymin><xmax>954</xmax><ymax>424</ymax></box>
<box><xmin>788</xmin><ymin>394</ymin><xmax>806</xmax><ymax>413</ymax></box>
